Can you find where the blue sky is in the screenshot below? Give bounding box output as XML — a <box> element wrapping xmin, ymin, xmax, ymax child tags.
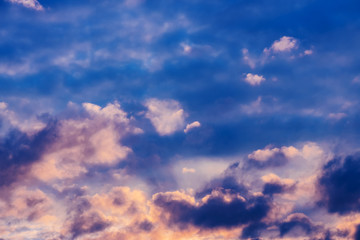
<box><xmin>1</xmin><ymin>0</ymin><xmax>360</xmax><ymax>239</ymax></box>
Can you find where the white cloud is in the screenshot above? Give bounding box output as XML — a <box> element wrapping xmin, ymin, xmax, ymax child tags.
<box><xmin>184</xmin><ymin>121</ymin><xmax>201</xmax><ymax>133</ymax></box>
<box><xmin>244</xmin><ymin>73</ymin><xmax>265</xmax><ymax>86</ymax></box>
<box><xmin>261</xmin><ymin>173</ymin><xmax>295</xmax><ymax>186</ymax></box>
<box><xmin>145</xmin><ymin>98</ymin><xmax>186</xmax><ymax>136</ymax></box>
<box><xmin>267</xmin><ymin>36</ymin><xmax>298</xmax><ymax>53</ymax></box>
<box><xmin>31</xmin><ymin>102</ymin><xmax>141</xmax><ymax>181</ymax></box>
<box><xmin>248</xmin><ymin>145</ymin><xmax>300</xmax><ymax>162</ymax></box>
<box><xmin>0</xmin><ymin>101</ymin><xmax>45</xmax><ymax>134</ymax></box>
<box><xmin>8</xmin><ymin>0</ymin><xmax>44</xmax><ymax>11</ymax></box>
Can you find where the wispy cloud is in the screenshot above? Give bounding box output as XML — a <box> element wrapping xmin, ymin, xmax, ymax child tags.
<box><xmin>184</xmin><ymin>121</ymin><xmax>201</xmax><ymax>133</ymax></box>
<box><xmin>8</xmin><ymin>0</ymin><xmax>44</xmax><ymax>11</ymax></box>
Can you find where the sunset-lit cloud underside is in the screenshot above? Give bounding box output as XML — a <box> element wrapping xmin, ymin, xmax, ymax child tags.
<box><xmin>1</xmin><ymin>0</ymin><xmax>360</xmax><ymax>239</ymax></box>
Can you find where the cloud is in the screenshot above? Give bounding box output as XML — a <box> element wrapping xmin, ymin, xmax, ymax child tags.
<box><xmin>244</xmin><ymin>73</ymin><xmax>265</xmax><ymax>86</ymax></box>
<box><xmin>261</xmin><ymin>173</ymin><xmax>296</xmax><ymax>196</ymax></box>
<box><xmin>184</xmin><ymin>121</ymin><xmax>201</xmax><ymax>133</ymax></box>
<box><xmin>248</xmin><ymin>145</ymin><xmax>300</xmax><ymax>162</ymax></box>
<box><xmin>318</xmin><ymin>154</ymin><xmax>360</xmax><ymax>214</ymax></box>
<box><xmin>0</xmin><ymin>102</ymin><xmax>46</xmax><ymax>135</ymax></box>
<box><xmin>195</xmin><ymin>176</ymin><xmax>249</xmax><ymax>199</ymax></box>
<box><xmin>279</xmin><ymin>213</ymin><xmax>321</xmax><ymax>237</ymax></box>
<box><xmin>31</xmin><ymin>102</ymin><xmax>140</xmax><ymax>181</ymax></box>
<box><xmin>266</xmin><ymin>36</ymin><xmax>298</xmax><ymax>53</ymax></box>
<box><xmin>68</xmin><ymin>212</ymin><xmax>111</xmax><ymax>239</ymax></box>
<box><xmin>328</xmin><ymin>112</ymin><xmax>347</xmax><ymax>120</ymax></box>
<box><xmin>242</xmin><ymin>48</ymin><xmax>256</xmax><ymax>69</ymax></box>
<box><xmin>240</xmin><ymin>96</ymin><xmax>263</xmax><ymax>115</ymax></box>
<box><xmin>145</xmin><ymin>98</ymin><xmax>186</xmax><ymax>136</ymax></box>
<box><xmin>355</xmin><ymin>225</ymin><xmax>360</xmax><ymax>240</ymax></box>
<box><xmin>241</xmin><ymin>222</ymin><xmax>268</xmax><ymax>239</ymax></box>
<box><xmin>304</xmin><ymin>49</ymin><xmax>313</xmax><ymax>55</ymax></box>
<box><xmin>7</xmin><ymin>0</ymin><xmax>44</xmax><ymax>11</ymax></box>
<box><xmin>153</xmin><ymin>189</ymin><xmax>270</xmax><ymax>229</ymax></box>
<box><xmin>246</xmin><ymin>145</ymin><xmax>299</xmax><ymax>169</ymax></box>
<box><xmin>0</xmin><ymin>120</ymin><xmax>57</xmax><ymax>187</ymax></box>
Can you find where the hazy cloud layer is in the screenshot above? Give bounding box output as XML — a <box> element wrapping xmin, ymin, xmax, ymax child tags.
<box><xmin>1</xmin><ymin>0</ymin><xmax>360</xmax><ymax>239</ymax></box>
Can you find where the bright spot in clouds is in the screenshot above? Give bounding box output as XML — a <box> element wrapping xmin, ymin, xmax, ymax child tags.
<box><xmin>145</xmin><ymin>98</ymin><xmax>186</xmax><ymax>136</ymax></box>
<box><xmin>8</xmin><ymin>0</ymin><xmax>44</xmax><ymax>10</ymax></box>
<box><xmin>184</xmin><ymin>121</ymin><xmax>201</xmax><ymax>133</ymax></box>
<box><xmin>182</xmin><ymin>167</ymin><xmax>196</xmax><ymax>173</ymax></box>
<box><xmin>244</xmin><ymin>73</ymin><xmax>266</xmax><ymax>86</ymax></box>
<box><xmin>268</xmin><ymin>36</ymin><xmax>298</xmax><ymax>52</ymax></box>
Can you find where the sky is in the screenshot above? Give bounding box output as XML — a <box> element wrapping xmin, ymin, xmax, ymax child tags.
<box><xmin>1</xmin><ymin>0</ymin><xmax>360</xmax><ymax>239</ymax></box>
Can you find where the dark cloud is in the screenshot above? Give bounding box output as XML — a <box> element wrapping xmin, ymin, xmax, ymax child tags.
<box><xmin>241</xmin><ymin>222</ymin><xmax>268</xmax><ymax>239</ymax></box>
<box><xmin>138</xmin><ymin>220</ymin><xmax>154</xmax><ymax>232</ymax></box>
<box><xmin>262</xmin><ymin>181</ymin><xmax>295</xmax><ymax>196</ymax></box>
<box><xmin>196</xmin><ymin>176</ymin><xmax>249</xmax><ymax>199</ymax></box>
<box><xmin>58</xmin><ymin>186</ymin><xmax>87</xmax><ymax>200</ymax></box>
<box><xmin>154</xmin><ymin>193</ymin><xmax>270</xmax><ymax>229</ymax></box>
<box><xmin>262</xmin><ymin>183</ymin><xmax>286</xmax><ymax>196</ymax></box>
<box><xmin>0</xmin><ymin>120</ymin><xmax>57</xmax><ymax>187</ymax></box>
<box><xmin>279</xmin><ymin>214</ymin><xmax>319</xmax><ymax>237</ymax></box>
<box><xmin>69</xmin><ymin>212</ymin><xmax>110</xmax><ymax>239</ymax></box>
<box><xmin>318</xmin><ymin>154</ymin><xmax>360</xmax><ymax>214</ymax></box>
<box><xmin>63</xmin><ymin>191</ymin><xmax>110</xmax><ymax>239</ymax></box>
<box><xmin>354</xmin><ymin>225</ymin><xmax>360</xmax><ymax>240</ymax></box>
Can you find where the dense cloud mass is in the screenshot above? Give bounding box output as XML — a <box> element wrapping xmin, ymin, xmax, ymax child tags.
<box><xmin>1</xmin><ymin>0</ymin><xmax>360</xmax><ymax>239</ymax></box>
<box><xmin>154</xmin><ymin>190</ymin><xmax>270</xmax><ymax>229</ymax></box>
<box><xmin>0</xmin><ymin>120</ymin><xmax>57</xmax><ymax>187</ymax></box>
<box><xmin>318</xmin><ymin>154</ymin><xmax>360</xmax><ymax>214</ymax></box>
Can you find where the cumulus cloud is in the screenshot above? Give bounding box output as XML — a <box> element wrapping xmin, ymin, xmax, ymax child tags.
<box><xmin>145</xmin><ymin>98</ymin><xmax>186</xmax><ymax>136</ymax></box>
<box><xmin>246</xmin><ymin>145</ymin><xmax>299</xmax><ymax>169</ymax></box>
<box><xmin>7</xmin><ymin>0</ymin><xmax>44</xmax><ymax>11</ymax></box>
<box><xmin>248</xmin><ymin>145</ymin><xmax>300</xmax><ymax>162</ymax></box>
<box><xmin>243</xmin><ymin>36</ymin><xmax>308</xmax><ymax>67</ymax></box>
<box><xmin>265</xmin><ymin>36</ymin><xmax>298</xmax><ymax>53</ymax></box>
<box><xmin>184</xmin><ymin>121</ymin><xmax>201</xmax><ymax>133</ymax></box>
<box><xmin>244</xmin><ymin>73</ymin><xmax>265</xmax><ymax>86</ymax></box>
<box><xmin>31</xmin><ymin>102</ymin><xmax>141</xmax><ymax>181</ymax></box>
